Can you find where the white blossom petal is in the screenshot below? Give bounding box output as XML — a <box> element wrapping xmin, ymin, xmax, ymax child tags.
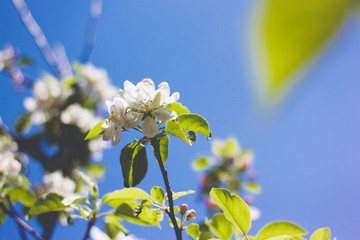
<box><xmin>141</xmin><ymin>117</ymin><xmax>158</xmax><ymax>138</ymax></box>
<box><xmin>102</xmin><ymin>121</ymin><xmax>114</xmax><ymax>141</ymax></box>
<box><xmin>153</xmin><ymin>108</ymin><xmax>177</xmax><ymax>121</ymax></box>
<box><xmin>112</xmin><ymin>127</ymin><xmax>122</xmax><ymax>146</ymax></box>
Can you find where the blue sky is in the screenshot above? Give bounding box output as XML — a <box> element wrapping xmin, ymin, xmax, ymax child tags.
<box><xmin>1</xmin><ymin>0</ymin><xmax>360</xmax><ymax>239</ymax></box>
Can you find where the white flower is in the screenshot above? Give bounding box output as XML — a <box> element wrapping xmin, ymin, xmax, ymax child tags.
<box><xmin>101</xmin><ymin>96</ymin><xmax>129</xmax><ymax>146</ymax></box>
<box><xmin>24</xmin><ymin>74</ymin><xmax>73</xmax><ymax>124</ymax></box>
<box><xmin>249</xmin><ymin>206</ymin><xmax>261</xmax><ymax>221</ymax></box>
<box><xmin>0</xmin><ymin>45</ymin><xmax>15</xmax><ymax>71</ymax></box>
<box><xmin>0</xmin><ymin>149</ymin><xmax>21</xmax><ymax>179</ymax></box>
<box><xmin>77</xmin><ymin>63</ymin><xmax>118</xmax><ymax>102</ymax></box>
<box><xmin>120</xmin><ymin>79</ymin><xmax>179</xmax><ymax>138</ymax></box>
<box><xmin>43</xmin><ymin>170</ymin><xmax>76</xmax><ymax>197</ymax></box>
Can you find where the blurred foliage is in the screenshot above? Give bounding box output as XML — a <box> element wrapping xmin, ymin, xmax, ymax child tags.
<box><xmin>254</xmin><ymin>0</ymin><xmax>357</xmax><ymax>102</ymax></box>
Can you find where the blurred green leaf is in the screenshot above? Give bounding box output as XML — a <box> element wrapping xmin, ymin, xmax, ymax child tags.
<box><xmin>102</xmin><ymin>188</ymin><xmax>152</xmax><ymax>207</ymax></box>
<box><xmin>18</xmin><ymin>57</ymin><xmax>34</xmax><ymax>66</ymax></box>
<box><xmin>206</xmin><ymin>213</ymin><xmax>234</xmax><ymax>240</ymax></box>
<box><xmin>192</xmin><ymin>157</ymin><xmax>212</xmax><ymax>171</ymax></box>
<box><xmin>151</xmin><ymin>186</ymin><xmax>165</xmax><ymax>205</ymax></box>
<box><xmin>255</xmin><ymin>221</ymin><xmax>307</xmax><ymax>240</ymax></box>
<box><xmin>105</xmin><ymin>215</ymin><xmax>128</xmax><ymax>240</ymax></box>
<box><xmin>186</xmin><ymin>223</ymin><xmax>200</xmax><ymax>239</ymax></box>
<box><xmin>28</xmin><ymin>193</ymin><xmax>68</xmax><ymax>219</ymax></box>
<box><xmin>14</xmin><ymin>113</ymin><xmax>31</xmax><ymax>134</ymax></box>
<box><xmin>310</xmin><ymin>227</ymin><xmax>331</xmax><ymax>240</ymax></box>
<box><xmin>176</xmin><ymin>114</ymin><xmax>211</xmax><ymax>139</ymax></box>
<box><xmin>166</xmin><ymin>102</ymin><xmax>190</xmax><ymax>115</ymax></box>
<box><xmin>120</xmin><ymin>142</ymin><xmax>148</xmax><ymax>187</ymax></box>
<box><xmin>210</xmin><ymin>188</ymin><xmax>251</xmax><ymax>237</ymax></box>
<box><xmin>242</xmin><ymin>182</ymin><xmax>262</xmax><ymax>194</ymax></box>
<box><xmin>86</xmin><ymin>164</ymin><xmax>106</xmax><ymax>179</ymax></box>
<box><xmin>0</xmin><ymin>199</ymin><xmax>9</xmax><ymax>225</ymax></box>
<box><xmin>171</xmin><ymin>190</ymin><xmax>195</xmax><ymax>200</ymax></box>
<box><xmin>84</xmin><ymin>119</ymin><xmax>106</xmax><ymax>140</ymax></box>
<box><xmin>255</xmin><ymin>0</ymin><xmax>354</xmax><ymax>101</ymax></box>
<box><xmin>8</xmin><ymin>186</ymin><xmax>36</xmax><ymax>207</ymax></box>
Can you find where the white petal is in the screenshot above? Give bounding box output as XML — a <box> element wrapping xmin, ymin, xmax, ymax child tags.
<box><xmin>112</xmin><ymin>127</ymin><xmax>122</xmax><ymax>146</ymax></box>
<box><xmin>153</xmin><ymin>107</ymin><xmax>177</xmax><ymax>121</ymax></box>
<box><xmin>167</xmin><ymin>92</ymin><xmax>180</xmax><ymax>104</ymax></box>
<box><xmin>249</xmin><ymin>206</ymin><xmax>261</xmax><ymax>221</ymax></box>
<box><xmin>124</xmin><ymin>80</ymin><xmax>136</xmax><ymax>91</ymax></box>
<box><xmin>106</xmin><ymin>100</ymin><xmax>113</xmax><ymax>113</ymax></box>
<box><xmin>150</xmin><ymin>91</ymin><xmax>162</xmax><ymax>109</ymax></box>
<box><xmin>24</xmin><ymin>97</ymin><xmax>37</xmax><ymax>111</ymax></box>
<box><xmin>158</xmin><ymin>82</ymin><xmax>170</xmax><ymax>96</ymax></box>
<box><xmin>141</xmin><ymin>117</ymin><xmax>158</xmax><ymax>138</ymax></box>
<box><xmin>124</xmin><ymin>112</ymin><xmax>143</xmax><ymax>129</ymax></box>
<box><xmin>102</xmin><ymin>122</ymin><xmax>114</xmax><ymax>141</ymax></box>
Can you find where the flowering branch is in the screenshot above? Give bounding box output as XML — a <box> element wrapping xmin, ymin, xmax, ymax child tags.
<box><xmin>80</xmin><ymin>0</ymin><xmax>103</xmax><ymax>63</ymax></box>
<box><xmin>151</xmin><ymin>137</ymin><xmax>182</xmax><ymax>240</ymax></box>
<box><xmin>0</xmin><ymin>201</ymin><xmax>43</xmax><ymax>240</ymax></box>
<box><xmin>82</xmin><ymin>215</ymin><xmax>96</xmax><ymax>240</ymax></box>
<box><xmin>11</xmin><ymin>0</ymin><xmax>65</xmax><ymax>78</ymax></box>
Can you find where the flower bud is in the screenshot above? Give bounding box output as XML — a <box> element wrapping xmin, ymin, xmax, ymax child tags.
<box><xmin>186</xmin><ymin>209</ymin><xmax>196</xmax><ymax>221</ymax></box>
<box><xmin>180</xmin><ymin>204</ymin><xmax>188</xmax><ymax>215</ymax></box>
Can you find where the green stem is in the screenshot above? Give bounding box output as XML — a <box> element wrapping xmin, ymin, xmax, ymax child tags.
<box><xmin>151</xmin><ymin>138</ymin><xmax>182</xmax><ymax>240</ymax></box>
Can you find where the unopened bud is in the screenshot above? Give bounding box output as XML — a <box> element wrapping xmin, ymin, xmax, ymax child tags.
<box><xmin>186</xmin><ymin>209</ymin><xmax>196</xmax><ymax>221</ymax></box>
<box><xmin>180</xmin><ymin>204</ymin><xmax>188</xmax><ymax>215</ymax></box>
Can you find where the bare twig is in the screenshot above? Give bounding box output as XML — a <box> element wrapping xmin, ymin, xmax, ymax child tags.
<box><xmin>82</xmin><ymin>215</ymin><xmax>96</xmax><ymax>240</ymax></box>
<box><xmin>80</xmin><ymin>0</ymin><xmax>103</xmax><ymax>63</ymax></box>
<box><xmin>11</xmin><ymin>0</ymin><xmax>65</xmax><ymax>78</ymax></box>
<box><xmin>0</xmin><ymin>201</ymin><xmax>42</xmax><ymax>240</ymax></box>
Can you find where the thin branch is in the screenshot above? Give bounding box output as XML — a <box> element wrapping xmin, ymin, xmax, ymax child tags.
<box><xmin>151</xmin><ymin>138</ymin><xmax>182</xmax><ymax>240</ymax></box>
<box><xmin>0</xmin><ymin>201</ymin><xmax>42</xmax><ymax>240</ymax></box>
<box><xmin>80</xmin><ymin>0</ymin><xmax>103</xmax><ymax>63</ymax></box>
<box><xmin>11</xmin><ymin>0</ymin><xmax>65</xmax><ymax>78</ymax></box>
<box><xmin>8</xmin><ymin>199</ymin><xmax>28</xmax><ymax>240</ymax></box>
<box><xmin>82</xmin><ymin>215</ymin><xmax>96</xmax><ymax>240</ymax></box>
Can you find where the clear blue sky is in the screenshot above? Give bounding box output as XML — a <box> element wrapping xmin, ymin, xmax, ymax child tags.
<box><xmin>1</xmin><ymin>0</ymin><xmax>360</xmax><ymax>239</ymax></box>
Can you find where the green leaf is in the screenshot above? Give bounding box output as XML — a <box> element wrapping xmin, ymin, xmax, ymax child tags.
<box><xmin>0</xmin><ymin>199</ymin><xmax>8</xmax><ymax>225</ymax></box>
<box><xmin>212</xmin><ymin>138</ymin><xmax>240</xmax><ymax>158</ymax></box>
<box><xmin>165</xmin><ymin>120</ymin><xmax>192</xmax><ymax>145</ymax></box>
<box><xmin>8</xmin><ymin>186</ymin><xmax>36</xmax><ymax>207</ymax></box>
<box><xmin>115</xmin><ymin>202</ymin><xmax>163</xmax><ymax>227</ymax></box>
<box><xmin>206</xmin><ymin>213</ymin><xmax>234</xmax><ymax>240</ymax></box>
<box><xmin>102</xmin><ymin>188</ymin><xmax>152</xmax><ymax>207</ymax></box>
<box><xmin>255</xmin><ymin>221</ymin><xmax>307</xmax><ymax>240</ymax></box>
<box><xmin>151</xmin><ymin>186</ymin><xmax>165</xmax><ymax>205</ymax></box>
<box><xmin>254</xmin><ymin>0</ymin><xmax>354</xmax><ymax>102</ymax></box>
<box><xmin>266</xmin><ymin>236</ymin><xmax>295</xmax><ymax>240</ymax></box>
<box><xmin>76</xmin><ymin>170</ymin><xmax>98</xmax><ymax>201</ymax></box>
<box><xmin>171</xmin><ymin>190</ymin><xmax>195</xmax><ymax>200</ymax></box>
<box><xmin>14</xmin><ymin>113</ymin><xmax>31</xmax><ymax>134</ymax></box>
<box><xmin>28</xmin><ymin>193</ymin><xmax>68</xmax><ymax>219</ymax></box>
<box><xmin>310</xmin><ymin>227</ymin><xmax>331</xmax><ymax>240</ymax></box>
<box><xmin>242</xmin><ymin>182</ymin><xmax>262</xmax><ymax>194</ymax></box>
<box><xmin>192</xmin><ymin>157</ymin><xmax>212</xmax><ymax>171</ymax></box>
<box><xmin>176</xmin><ymin>114</ymin><xmax>211</xmax><ymax>139</ymax></box>
<box><xmin>186</xmin><ymin>223</ymin><xmax>200</xmax><ymax>239</ymax></box>
<box><xmin>199</xmin><ymin>230</ymin><xmax>214</xmax><ymax>240</ymax></box>
<box><xmin>18</xmin><ymin>57</ymin><xmax>34</xmax><ymax>66</ymax></box>
<box><xmin>120</xmin><ymin>142</ymin><xmax>148</xmax><ymax>187</ymax></box>
<box><xmin>85</xmin><ymin>164</ymin><xmax>106</xmax><ymax>179</ymax></box>
<box><xmin>150</xmin><ymin>135</ymin><xmax>169</xmax><ymax>163</ymax></box>
<box><xmin>105</xmin><ymin>215</ymin><xmax>128</xmax><ymax>239</ymax></box>
<box><xmin>84</xmin><ymin>119</ymin><xmax>106</xmax><ymax>140</ymax></box>
<box><xmin>166</xmin><ymin>102</ymin><xmax>190</xmax><ymax>115</ymax></box>
<box><xmin>209</xmin><ymin>188</ymin><xmax>251</xmax><ymax>237</ymax></box>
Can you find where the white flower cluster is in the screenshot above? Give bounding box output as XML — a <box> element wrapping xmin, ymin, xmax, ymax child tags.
<box><xmin>0</xmin><ymin>45</ymin><xmax>15</xmax><ymax>71</ymax></box>
<box><xmin>42</xmin><ymin>170</ymin><xmax>76</xmax><ymax>197</ymax></box>
<box><xmin>24</xmin><ymin>74</ymin><xmax>73</xmax><ymax>124</ymax></box>
<box><xmin>102</xmin><ymin>78</ymin><xmax>180</xmax><ymax>146</ymax></box>
<box><xmin>77</xmin><ymin>63</ymin><xmax>118</xmax><ymax>102</ymax></box>
<box><xmin>0</xmin><ymin>149</ymin><xmax>22</xmax><ymax>181</ymax></box>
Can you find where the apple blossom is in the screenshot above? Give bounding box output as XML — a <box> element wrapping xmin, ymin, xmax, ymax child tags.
<box><xmin>42</xmin><ymin>170</ymin><xmax>76</xmax><ymax>197</ymax></box>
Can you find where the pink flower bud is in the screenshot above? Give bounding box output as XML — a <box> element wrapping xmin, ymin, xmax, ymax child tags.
<box><xmin>180</xmin><ymin>204</ymin><xmax>188</xmax><ymax>215</ymax></box>
<box><xmin>186</xmin><ymin>209</ymin><xmax>196</xmax><ymax>221</ymax></box>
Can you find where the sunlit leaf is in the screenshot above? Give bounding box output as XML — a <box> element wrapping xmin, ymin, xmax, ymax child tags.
<box><xmin>150</xmin><ymin>135</ymin><xmax>169</xmax><ymax>163</ymax></box>
<box><xmin>192</xmin><ymin>157</ymin><xmax>212</xmax><ymax>171</ymax></box>
<box><xmin>85</xmin><ymin>164</ymin><xmax>106</xmax><ymax>179</ymax></box>
<box><xmin>151</xmin><ymin>186</ymin><xmax>165</xmax><ymax>205</ymax></box>
<box><xmin>242</xmin><ymin>182</ymin><xmax>262</xmax><ymax>194</ymax></box>
<box><xmin>120</xmin><ymin>142</ymin><xmax>148</xmax><ymax>187</ymax></box>
<box><xmin>105</xmin><ymin>215</ymin><xmax>128</xmax><ymax>240</ymax></box>
<box><xmin>28</xmin><ymin>193</ymin><xmax>68</xmax><ymax>219</ymax></box>
<box><xmin>254</xmin><ymin>0</ymin><xmax>354</xmax><ymax>102</ymax></box>
<box><xmin>8</xmin><ymin>186</ymin><xmax>36</xmax><ymax>207</ymax></box>
<box><xmin>176</xmin><ymin>114</ymin><xmax>211</xmax><ymax>139</ymax></box>
<box><xmin>165</xmin><ymin>120</ymin><xmax>191</xmax><ymax>145</ymax></box>
<box><xmin>266</xmin><ymin>236</ymin><xmax>295</xmax><ymax>240</ymax></box>
<box><xmin>84</xmin><ymin>119</ymin><xmax>106</xmax><ymax>140</ymax></box>
<box><xmin>210</xmin><ymin>188</ymin><xmax>251</xmax><ymax>237</ymax></box>
<box><xmin>255</xmin><ymin>221</ymin><xmax>307</xmax><ymax>240</ymax></box>
<box><xmin>166</xmin><ymin>102</ymin><xmax>190</xmax><ymax>115</ymax></box>
<box><xmin>310</xmin><ymin>227</ymin><xmax>331</xmax><ymax>240</ymax></box>
<box><xmin>171</xmin><ymin>190</ymin><xmax>195</xmax><ymax>200</ymax></box>
<box><xmin>186</xmin><ymin>223</ymin><xmax>200</xmax><ymax>239</ymax></box>
<box><xmin>102</xmin><ymin>188</ymin><xmax>152</xmax><ymax>207</ymax></box>
<box><xmin>206</xmin><ymin>213</ymin><xmax>234</xmax><ymax>240</ymax></box>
